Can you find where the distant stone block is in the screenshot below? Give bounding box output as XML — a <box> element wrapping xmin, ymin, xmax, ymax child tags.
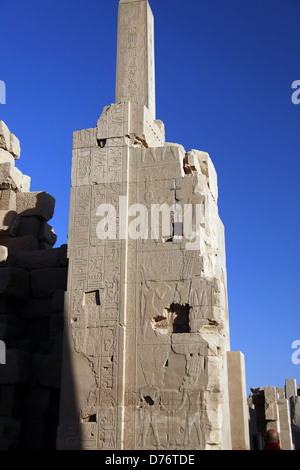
<box><xmin>17</xmin><ymin>216</ymin><xmax>41</xmax><ymax>239</ymax></box>
<box><xmin>0</xmin><ymin>149</ymin><xmax>15</xmax><ymax>166</ymax></box>
<box><xmin>285</xmin><ymin>378</ymin><xmax>297</xmax><ymax>399</ymax></box>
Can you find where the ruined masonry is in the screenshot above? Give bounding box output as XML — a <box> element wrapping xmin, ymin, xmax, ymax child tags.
<box><xmin>248</xmin><ymin>379</ymin><xmax>300</xmax><ymax>450</ymax></box>
<box><xmin>57</xmin><ymin>0</ymin><xmax>249</xmax><ymax>450</ymax></box>
<box><xmin>0</xmin><ymin>120</ymin><xmax>68</xmax><ymax>450</ymax></box>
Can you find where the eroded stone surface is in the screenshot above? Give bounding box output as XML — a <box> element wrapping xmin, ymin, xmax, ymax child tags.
<box><xmin>58</xmin><ymin>0</ymin><xmax>233</xmax><ymax>451</ymax></box>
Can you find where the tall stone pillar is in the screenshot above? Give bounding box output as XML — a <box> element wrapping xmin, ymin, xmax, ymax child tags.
<box><xmin>116</xmin><ymin>0</ymin><xmax>156</xmax><ymax>119</ymax></box>
<box><xmin>58</xmin><ymin>0</ymin><xmax>235</xmax><ymax>450</ymax></box>
<box><xmin>227</xmin><ymin>351</ymin><xmax>250</xmax><ymax>450</ymax></box>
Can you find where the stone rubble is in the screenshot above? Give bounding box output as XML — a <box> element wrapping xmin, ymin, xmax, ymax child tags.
<box><xmin>248</xmin><ymin>378</ymin><xmax>300</xmax><ymax>450</ymax></box>
<box><xmin>0</xmin><ymin>120</ymin><xmax>68</xmax><ymax>449</ymax></box>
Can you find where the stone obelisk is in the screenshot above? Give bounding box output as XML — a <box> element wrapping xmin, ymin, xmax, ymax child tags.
<box><xmin>116</xmin><ymin>0</ymin><xmax>156</xmax><ymax>119</ymax></box>
<box><xmin>58</xmin><ymin>0</ymin><xmax>247</xmax><ymax>450</ymax></box>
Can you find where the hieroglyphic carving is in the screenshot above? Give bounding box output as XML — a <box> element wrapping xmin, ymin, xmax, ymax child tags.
<box><xmin>116</xmin><ymin>0</ymin><xmax>155</xmax><ymax>118</ymax></box>
<box><xmin>59</xmin><ymin>0</ymin><xmax>231</xmax><ymax>451</ymax></box>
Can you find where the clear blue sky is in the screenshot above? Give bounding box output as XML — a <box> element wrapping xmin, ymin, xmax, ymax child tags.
<box><xmin>1</xmin><ymin>0</ymin><xmax>300</xmax><ymax>394</ymax></box>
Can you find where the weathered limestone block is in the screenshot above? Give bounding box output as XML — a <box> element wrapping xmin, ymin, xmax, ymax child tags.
<box><xmin>0</xmin><ymin>122</ymin><xmax>21</xmax><ymax>159</ymax></box>
<box><xmin>39</xmin><ymin>221</ymin><xmax>57</xmax><ymax>247</ymax></box>
<box><xmin>0</xmin><ymin>417</ymin><xmax>22</xmax><ymax>450</ymax></box>
<box><xmin>278</xmin><ymin>399</ymin><xmax>293</xmax><ymax>449</ymax></box>
<box><xmin>116</xmin><ymin>0</ymin><xmax>156</xmax><ymax>119</ymax></box>
<box><xmin>0</xmin><ymin>235</ymin><xmax>39</xmax><ymax>253</ymax></box>
<box><xmin>58</xmin><ymin>0</ymin><xmax>233</xmax><ymax>452</ymax></box>
<box><xmin>0</xmin><ymin>210</ymin><xmax>20</xmax><ymax>237</ymax></box>
<box><xmin>30</xmin><ymin>267</ymin><xmax>68</xmax><ymax>298</ymax></box>
<box><xmin>184</xmin><ymin>149</ymin><xmax>203</xmax><ymax>175</ymax></box>
<box><xmin>0</xmin><ymin>297</ymin><xmax>21</xmax><ymax>315</ymax></box>
<box><xmin>37</xmin><ymin>353</ymin><xmax>62</xmax><ymax>389</ymax></box>
<box><xmin>51</xmin><ymin>290</ymin><xmax>65</xmax><ymax>313</ymax></box>
<box><xmin>14</xmin><ymin>245</ymin><xmax>68</xmax><ymax>270</ymax></box>
<box><xmin>191</xmin><ymin>150</ymin><xmax>218</xmax><ymax>203</ymax></box>
<box><xmin>0</xmin><ymin>350</ymin><xmax>31</xmax><ymax>384</ymax></box>
<box><xmin>26</xmin><ymin>317</ymin><xmax>49</xmax><ymax>341</ymax></box>
<box><xmin>0</xmin><ymin>245</ymin><xmax>15</xmax><ymax>267</ymax></box>
<box><xmin>0</xmin><ymin>149</ymin><xmax>15</xmax><ymax>165</ymax></box>
<box><xmin>0</xmin><ymin>385</ymin><xmax>24</xmax><ymax>416</ymax></box>
<box><xmin>0</xmin><ymin>315</ymin><xmax>24</xmax><ymax>341</ymax></box>
<box><xmin>97</xmin><ymin>102</ymin><xmax>165</xmax><ymax>149</ymax></box>
<box><xmin>0</xmin><ymin>189</ymin><xmax>16</xmax><ymax>211</ymax></box>
<box><xmin>0</xmin><ymin>162</ymin><xmax>30</xmax><ymax>192</ymax></box>
<box><xmin>266</xmin><ymin>419</ymin><xmax>280</xmax><ymax>433</ymax></box>
<box><xmin>17</xmin><ymin>216</ymin><xmax>41</xmax><ymax>239</ymax></box>
<box><xmin>0</xmin><ymin>121</ymin><xmax>11</xmax><ymax>153</ymax></box>
<box><xmin>0</xmin><ymin>267</ymin><xmax>30</xmax><ymax>299</ymax></box>
<box><xmin>9</xmin><ymin>134</ymin><xmax>21</xmax><ymax>160</ymax></box>
<box><xmin>264</xmin><ymin>386</ymin><xmax>277</xmax><ymax>404</ymax></box>
<box><xmin>16</xmin><ymin>191</ymin><xmax>55</xmax><ymax>221</ymax></box>
<box><xmin>20</xmin><ymin>298</ymin><xmax>52</xmax><ymax>320</ymax></box>
<box><xmin>265</xmin><ymin>401</ymin><xmax>278</xmax><ymax>421</ymax></box>
<box><xmin>285</xmin><ymin>378</ymin><xmax>297</xmax><ymax>399</ymax></box>
<box><xmin>227</xmin><ymin>351</ymin><xmax>250</xmax><ymax>450</ymax></box>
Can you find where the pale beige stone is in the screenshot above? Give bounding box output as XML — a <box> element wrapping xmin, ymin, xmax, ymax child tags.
<box><xmin>0</xmin><ymin>121</ymin><xmax>11</xmax><ymax>153</ymax></box>
<box><xmin>285</xmin><ymin>378</ymin><xmax>297</xmax><ymax>399</ymax></box>
<box><xmin>58</xmin><ymin>0</ymin><xmax>234</xmax><ymax>451</ymax></box>
<box><xmin>0</xmin><ymin>267</ymin><xmax>30</xmax><ymax>299</ymax></box>
<box><xmin>16</xmin><ymin>191</ymin><xmax>55</xmax><ymax>221</ymax></box>
<box><xmin>0</xmin><ymin>189</ymin><xmax>16</xmax><ymax>211</ymax></box>
<box><xmin>0</xmin><ymin>162</ymin><xmax>30</xmax><ymax>192</ymax></box>
<box><xmin>278</xmin><ymin>399</ymin><xmax>293</xmax><ymax>449</ymax></box>
<box><xmin>30</xmin><ymin>267</ymin><xmax>68</xmax><ymax>298</ymax></box>
<box><xmin>264</xmin><ymin>386</ymin><xmax>277</xmax><ymax>403</ymax></box>
<box><xmin>116</xmin><ymin>0</ymin><xmax>156</xmax><ymax>119</ymax></box>
<box><xmin>227</xmin><ymin>351</ymin><xmax>250</xmax><ymax>450</ymax></box>
<box><xmin>0</xmin><ymin>245</ymin><xmax>9</xmax><ymax>263</ymax></box>
<box><xmin>0</xmin><ymin>149</ymin><xmax>15</xmax><ymax>165</ymax></box>
<box><xmin>39</xmin><ymin>221</ymin><xmax>57</xmax><ymax>246</ymax></box>
<box><xmin>9</xmin><ymin>134</ymin><xmax>21</xmax><ymax>159</ymax></box>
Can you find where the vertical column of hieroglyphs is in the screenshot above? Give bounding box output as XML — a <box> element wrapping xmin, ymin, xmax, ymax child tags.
<box><xmin>58</xmin><ymin>101</ymin><xmax>130</xmax><ymax>449</ymax></box>
<box><xmin>123</xmin><ymin>143</ymin><xmax>230</xmax><ymax>450</ymax></box>
<box><xmin>116</xmin><ymin>0</ymin><xmax>156</xmax><ymax>119</ymax></box>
